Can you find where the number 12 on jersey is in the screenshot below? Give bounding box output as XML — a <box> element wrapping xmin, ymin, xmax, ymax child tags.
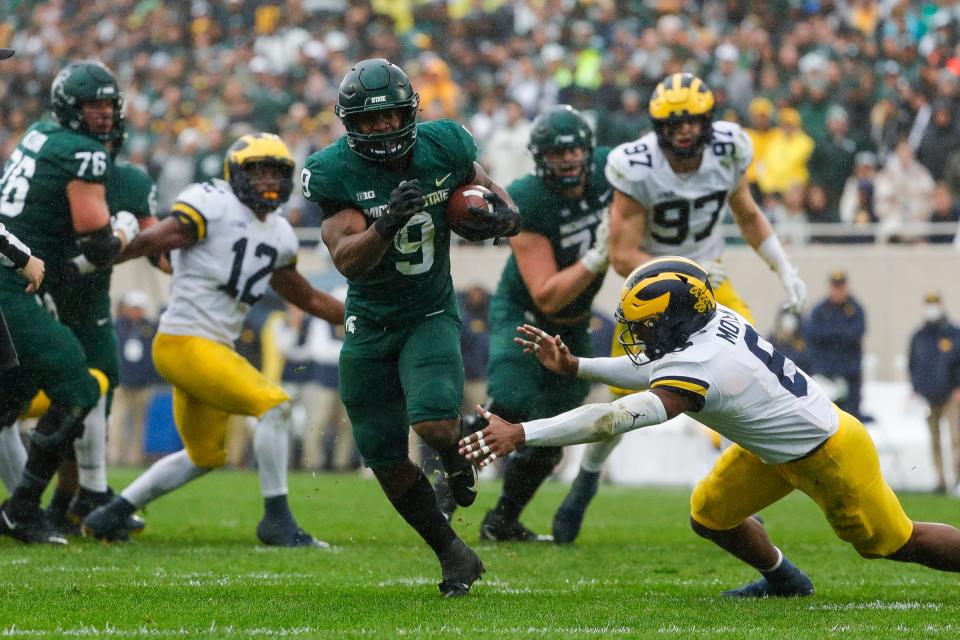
<box><xmin>219</xmin><ymin>237</ymin><xmax>278</xmax><ymax>305</ymax></box>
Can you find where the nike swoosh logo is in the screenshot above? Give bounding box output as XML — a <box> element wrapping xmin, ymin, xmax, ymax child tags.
<box><xmin>96</xmin><ymin>317</ymin><xmax>110</xmax><ymax>326</ymax></box>
<box><xmin>435</xmin><ymin>173</ymin><xmax>452</xmax><ymax>187</ymax></box>
<box><xmin>1</xmin><ymin>510</ymin><xmax>17</xmax><ymax>530</ymax></box>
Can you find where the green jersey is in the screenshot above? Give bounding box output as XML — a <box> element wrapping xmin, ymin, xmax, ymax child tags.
<box><xmin>494</xmin><ymin>147</ymin><xmax>612</xmax><ymax>324</ymax></box>
<box><xmin>301</xmin><ymin>120</ymin><xmax>477</xmax><ymax>327</ymax></box>
<box><xmin>0</xmin><ymin>120</ymin><xmax>112</xmax><ymax>287</ymax></box>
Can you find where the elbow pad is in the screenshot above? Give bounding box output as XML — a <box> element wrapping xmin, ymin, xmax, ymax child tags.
<box><xmin>77</xmin><ymin>225</ymin><xmax>121</xmax><ymax>268</ymax></box>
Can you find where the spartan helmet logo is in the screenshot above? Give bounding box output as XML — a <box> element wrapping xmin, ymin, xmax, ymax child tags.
<box><xmin>345</xmin><ymin>316</ymin><xmax>357</xmax><ymax>334</ymax></box>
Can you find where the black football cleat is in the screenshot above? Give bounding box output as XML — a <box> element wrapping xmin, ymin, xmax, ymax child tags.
<box><xmin>81</xmin><ymin>497</ymin><xmax>137</xmax><ymax>542</ymax></box>
<box><xmin>45</xmin><ymin>502</ymin><xmax>80</xmax><ymax>537</ymax></box>
<box><xmin>0</xmin><ymin>500</ymin><xmax>68</xmax><ymax>545</ymax></box>
<box><xmin>438</xmin><ymin>538</ymin><xmax>485</xmax><ymax>597</ymax></box>
<box><xmin>722</xmin><ymin>575</ymin><xmax>814</xmax><ymax>598</ymax></box>
<box><xmin>479</xmin><ymin>509</ymin><xmax>553</xmax><ymax>543</ymax></box>
<box><xmin>68</xmin><ymin>488</ymin><xmax>146</xmax><ymax>536</ymax></box>
<box><xmin>441</xmin><ymin>417</ymin><xmax>481</xmax><ymax>509</ymax></box>
<box><xmin>256</xmin><ymin>516</ymin><xmax>330</xmax><ymax>549</ymax></box>
<box><xmin>443</xmin><ymin>463</ymin><xmax>478</xmax><ymax>509</ymax></box>
<box><xmin>722</xmin><ymin>558</ymin><xmax>814</xmax><ymax>598</ymax></box>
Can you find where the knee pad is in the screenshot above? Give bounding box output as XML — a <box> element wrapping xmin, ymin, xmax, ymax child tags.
<box><xmin>29</xmin><ymin>403</ymin><xmax>90</xmax><ymax>453</ymax></box>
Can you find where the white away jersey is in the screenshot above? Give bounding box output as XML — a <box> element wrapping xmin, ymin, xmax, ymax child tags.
<box><xmin>605</xmin><ymin>121</ymin><xmax>752</xmax><ymax>262</ymax></box>
<box><xmin>159</xmin><ymin>179</ymin><xmax>299</xmax><ymax>345</ymax></box>
<box><xmin>624</xmin><ymin>304</ymin><xmax>838</xmax><ymax>464</ymax></box>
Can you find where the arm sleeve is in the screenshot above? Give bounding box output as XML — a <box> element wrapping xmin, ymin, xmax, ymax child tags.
<box><xmin>576</xmin><ymin>356</ymin><xmax>651</xmax><ymax>388</ymax></box>
<box><xmin>0</xmin><ymin>222</ymin><xmax>31</xmax><ymax>269</ymax></box>
<box><xmin>522</xmin><ymin>391</ymin><xmax>668</xmax><ymax>447</ymax></box>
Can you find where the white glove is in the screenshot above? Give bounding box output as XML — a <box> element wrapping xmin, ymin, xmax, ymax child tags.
<box><xmin>779</xmin><ymin>268</ymin><xmax>807</xmax><ymax>313</ymax></box>
<box><xmin>71</xmin><ymin>254</ymin><xmax>96</xmax><ymax>274</ymax></box>
<box><xmin>702</xmin><ymin>260</ymin><xmax>727</xmax><ymax>287</ymax></box>
<box><xmin>111</xmin><ymin>210</ymin><xmax>140</xmax><ymax>244</ymax></box>
<box><xmin>580</xmin><ymin>211</ymin><xmax>609</xmax><ymax>274</ymax></box>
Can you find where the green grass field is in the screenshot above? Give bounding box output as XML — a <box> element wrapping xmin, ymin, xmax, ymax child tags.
<box><xmin>1</xmin><ymin>469</ymin><xmax>958</xmax><ymax>639</ymax></box>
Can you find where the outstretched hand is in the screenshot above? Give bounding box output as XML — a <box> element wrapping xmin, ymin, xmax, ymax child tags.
<box><xmin>458</xmin><ymin>404</ymin><xmax>526</xmax><ymax>467</ymax></box>
<box><xmin>513</xmin><ymin>324</ymin><xmax>579</xmax><ymax>376</ymax></box>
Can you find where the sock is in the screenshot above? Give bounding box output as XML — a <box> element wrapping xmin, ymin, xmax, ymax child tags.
<box><xmin>761</xmin><ymin>547</ymin><xmax>784</xmax><ymax>574</ymax></box>
<box><xmin>759</xmin><ymin>547</ymin><xmax>805</xmax><ymax>587</ymax></box>
<box><xmin>254</xmin><ymin>403</ymin><xmax>289</xmax><ymax>498</ymax></box>
<box><xmin>8</xmin><ymin>404</ymin><xmax>86</xmax><ymax>516</ymax></box>
<box><xmin>74</xmin><ymin>395</ymin><xmax>108</xmax><ymax>492</ymax></box>
<box><xmin>9</xmin><ymin>444</ymin><xmax>62</xmax><ymax>517</ymax></box>
<box><xmin>493</xmin><ymin>446</ymin><xmax>561</xmax><ymax>521</ymax></box>
<box><xmin>121</xmin><ymin>450</ymin><xmax>208</xmax><ymax>508</ymax></box>
<box><xmin>580</xmin><ymin>433</ymin><xmax>622</xmax><ymax>473</ymax></box>
<box><xmin>263</xmin><ymin>495</ymin><xmax>294</xmax><ymax>522</ymax></box>
<box><xmin>0</xmin><ymin>424</ymin><xmax>27</xmax><ymax>493</ymax></box>
<box><xmin>564</xmin><ymin>468</ymin><xmax>601</xmax><ymax>512</ymax></box>
<box><xmin>387</xmin><ymin>470</ymin><xmax>457</xmax><ymax>556</ymax></box>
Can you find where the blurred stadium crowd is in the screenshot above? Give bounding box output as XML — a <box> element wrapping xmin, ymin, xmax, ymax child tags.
<box><xmin>3</xmin><ymin>0</ymin><xmax>960</xmax><ymax>243</ymax></box>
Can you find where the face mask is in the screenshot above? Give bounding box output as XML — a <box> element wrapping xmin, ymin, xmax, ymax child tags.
<box><xmin>924</xmin><ymin>304</ymin><xmax>944</xmax><ymax>322</ymax></box>
<box><xmin>779</xmin><ymin>314</ymin><xmax>799</xmax><ymax>333</ymax></box>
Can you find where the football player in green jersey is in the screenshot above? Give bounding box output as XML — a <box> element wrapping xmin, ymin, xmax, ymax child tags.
<box><xmin>301</xmin><ymin>58</ymin><xmax>520</xmax><ymax>596</ymax></box>
<box><xmin>0</xmin><ymin>126</ymin><xmax>157</xmax><ymax>534</ymax></box>
<box><xmin>468</xmin><ymin>106</ymin><xmax>612</xmax><ymax>542</ymax></box>
<box><xmin>44</xmin><ymin>153</ymin><xmax>159</xmax><ymax>534</ymax></box>
<box><xmin>0</xmin><ymin>222</ymin><xmax>45</xmax><ymax>429</ymax></box>
<box><xmin>0</xmin><ymin>60</ymin><xmax>136</xmax><ymax>543</ymax></box>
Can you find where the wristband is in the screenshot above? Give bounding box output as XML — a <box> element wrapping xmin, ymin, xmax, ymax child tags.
<box><xmin>373</xmin><ymin>213</ymin><xmax>404</xmax><ymax>240</ymax></box>
<box><xmin>757</xmin><ymin>234</ymin><xmax>794</xmax><ymax>276</ymax></box>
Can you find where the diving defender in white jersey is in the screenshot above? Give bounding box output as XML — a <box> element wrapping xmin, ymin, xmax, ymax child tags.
<box><xmin>461</xmin><ymin>257</ymin><xmax>960</xmax><ymax>596</ymax></box>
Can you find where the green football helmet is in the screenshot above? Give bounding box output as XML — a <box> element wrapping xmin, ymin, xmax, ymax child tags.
<box><xmin>335</xmin><ymin>58</ymin><xmax>419</xmax><ymax>162</ymax></box>
<box><xmin>50</xmin><ymin>60</ymin><xmax>125</xmax><ymax>145</ymax></box>
<box><xmin>528</xmin><ymin>105</ymin><xmax>594</xmax><ymax>189</ymax></box>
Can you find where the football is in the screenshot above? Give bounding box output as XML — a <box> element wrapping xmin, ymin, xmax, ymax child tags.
<box><xmin>446</xmin><ymin>184</ymin><xmax>493</xmax><ymax>237</ymax></box>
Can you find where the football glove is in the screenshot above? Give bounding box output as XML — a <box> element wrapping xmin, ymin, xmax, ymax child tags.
<box><xmin>779</xmin><ymin>268</ymin><xmax>807</xmax><ymax>313</ymax></box>
<box><xmin>703</xmin><ymin>259</ymin><xmax>728</xmax><ymax>287</ymax></box>
<box><xmin>373</xmin><ymin>179</ymin><xmax>425</xmax><ymax>239</ymax></box>
<box><xmin>111</xmin><ymin>211</ymin><xmax>140</xmax><ymax>244</ymax></box>
<box><xmin>580</xmin><ymin>211</ymin><xmax>609</xmax><ymax>274</ymax></box>
<box><xmin>458</xmin><ymin>191</ymin><xmax>522</xmax><ymax>242</ymax></box>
